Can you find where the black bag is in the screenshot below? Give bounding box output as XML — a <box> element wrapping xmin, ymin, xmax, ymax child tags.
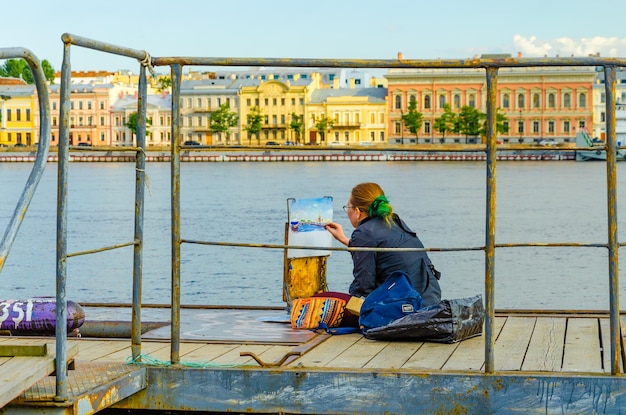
<box><xmin>362</xmin><ymin>294</ymin><xmax>484</xmax><ymax>343</ymax></box>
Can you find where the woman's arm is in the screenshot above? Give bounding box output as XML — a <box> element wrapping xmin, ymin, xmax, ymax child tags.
<box><xmin>325</xmin><ymin>222</ymin><xmax>349</xmax><ymax>246</ymax></box>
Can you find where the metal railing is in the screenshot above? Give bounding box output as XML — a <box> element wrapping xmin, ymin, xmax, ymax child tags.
<box><xmin>2</xmin><ymin>33</ymin><xmax>624</xmax><ymax>401</ymax></box>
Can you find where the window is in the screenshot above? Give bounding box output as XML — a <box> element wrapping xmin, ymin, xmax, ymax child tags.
<box><xmin>438</xmin><ymin>95</ymin><xmax>446</xmax><ymax>109</ymax></box>
<box><xmin>453</xmin><ymin>94</ymin><xmax>461</xmax><ymax>108</ymax></box>
<box><xmin>281</xmin><ymin>98</ymin><xmax>285</xmax><ymax>105</ymax></box>
<box><xmin>517</xmin><ymin>120</ymin><xmax>524</xmax><ymax>133</ymax></box>
<box><xmin>273</xmin><ymin>98</ymin><xmax>277</xmax><ymax>106</ymax></box>
<box><xmin>563</xmin><ymin>120</ymin><xmax>570</xmax><ymax>133</ymax></box>
<box><xmin>88</xmin><ymin>101</ymin><xmax>92</xmax><ymax>110</ymax></box>
<box><xmin>502</xmin><ymin>93</ymin><xmax>510</xmax><ymax>108</ymax></box>
<box><xmin>281</xmin><ymin>114</ymin><xmax>285</xmax><ymax>124</ymax></box>
<box><xmin>395</xmin><ymin>95</ymin><xmax>401</xmax><ymax>110</ymax></box>
<box><xmin>394</xmin><ymin>122</ymin><xmax>401</xmax><ymax>134</ymax></box>
<box><xmin>548</xmin><ymin>120</ymin><xmax>555</xmax><ymax>133</ymax></box>
<box><xmin>533</xmin><ymin>121</ymin><xmax>539</xmax><ymax>133</ymax></box>
<box><xmin>370</xmin><ymin>131</ymin><xmax>375</xmax><ymax>140</ymax></box>
<box><xmin>409</xmin><ymin>95</ymin><xmax>416</xmax><ymax>103</ymax></box>
<box><xmin>344</xmin><ymin>131</ymin><xmax>349</xmax><ymax>140</ymax></box>
<box><xmin>579</xmin><ymin>120</ymin><xmax>586</xmax><ymax>130</ymax></box>
<box><xmin>16</xmin><ymin>109</ymin><xmax>21</xmax><ymax>121</ymax></box>
<box><xmin>272</xmin><ymin>115</ymin><xmax>277</xmax><ymax>125</ymax></box>
<box><xmin>563</xmin><ymin>93</ymin><xmax>571</xmax><ymax>108</ymax></box>
<box><xmin>601</xmin><ymin>112</ymin><xmax>606</xmax><ymax>122</ymax></box>
<box><xmin>424</xmin><ymin>121</ymin><xmax>431</xmax><ymax>134</ymax></box>
<box><xmin>246</xmin><ymin>98</ymin><xmax>251</xmax><ymax>106</ymax></box>
<box><xmin>548</xmin><ymin>93</ymin><xmax>556</xmax><ymax>108</ymax></box>
<box><xmin>100</xmin><ymin>101</ymin><xmax>105</xmax><ymax>110</ymax></box>
<box><xmin>79</xmin><ymin>101</ymin><xmax>83</xmax><ymax>110</ymax></box>
<box><xmin>52</xmin><ymin>102</ymin><xmax>57</xmax><ymax>111</ymax></box>
<box><xmin>424</xmin><ymin>95</ymin><xmax>431</xmax><ymax>109</ymax></box>
<box><xmin>26</xmin><ymin>109</ymin><xmax>31</xmax><ymax>121</ymax></box>
<box><xmin>291</xmin><ymin>98</ymin><xmax>296</xmax><ymax>105</ymax></box>
<box><xmin>517</xmin><ymin>94</ymin><xmax>525</xmax><ymax>109</ymax></box>
<box><xmin>6</xmin><ymin>109</ymin><xmax>10</xmax><ymax>121</ymax></box>
<box><xmin>379</xmin><ymin>131</ymin><xmax>384</xmax><ymax>141</ymax></box>
<box><xmin>532</xmin><ymin>93</ymin><xmax>540</xmax><ymax>108</ymax></box>
<box><xmin>264</xmin><ymin>98</ymin><xmax>269</xmax><ymax>106</ymax></box>
<box><xmin>578</xmin><ymin>93</ymin><xmax>586</xmax><ymax>108</ymax></box>
<box><xmin>52</xmin><ymin>116</ymin><xmax>57</xmax><ymax>126</ymax></box>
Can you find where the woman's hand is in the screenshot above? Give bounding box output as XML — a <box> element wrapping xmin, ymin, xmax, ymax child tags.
<box><xmin>325</xmin><ymin>222</ymin><xmax>349</xmax><ymax>246</ymax></box>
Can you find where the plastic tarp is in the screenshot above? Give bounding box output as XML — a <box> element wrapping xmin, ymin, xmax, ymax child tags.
<box><xmin>362</xmin><ymin>294</ymin><xmax>484</xmax><ymax>343</ymax></box>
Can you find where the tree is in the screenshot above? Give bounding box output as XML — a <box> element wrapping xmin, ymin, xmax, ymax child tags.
<box><xmin>244</xmin><ymin>106</ymin><xmax>263</xmax><ymax>145</ymax></box>
<box><xmin>457</xmin><ymin>106</ymin><xmax>483</xmax><ymax>142</ymax></box>
<box><xmin>434</xmin><ymin>104</ymin><xmax>457</xmax><ymax>141</ymax></box>
<box><xmin>0</xmin><ymin>58</ymin><xmax>55</xmax><ymax>84</ymax></box>
<box><xmin>289</xmin><ymin>113</ymin><xmax>304</xmax><ymax>144</ymax></box>
<box><xmin>401</xmin><ymin>100</ymin><xmax>423</xmax><ymax>140</ymax></box>
<box><xmin>156</xmin><ymin>76</ymin><xmax>172</xmax><ymax>92</ymax></box>
<box><xmin>210</xmin><ymin>102</ymin><xmax>239</xmax><ymax>145</ymax></box>
<box><xmin>125</xmin><ymin>112</ymin><xmax>152</xmax><ymax>144</ymax></box>
<box><xmin>480</xmin><ymin>108</ymin><xmax>509</xmax><ymax>142</ymax></box>
<box><xmin>314</xmin><ymin>115</ymin><xmax>334</xmax><ymax>143</ymax></box>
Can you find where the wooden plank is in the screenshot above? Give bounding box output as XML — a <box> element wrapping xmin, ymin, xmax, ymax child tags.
<box><xmin>327</xmin><ymin>337</ymin><xmax>390</xmax><ymax>368</ymax></box>
<box><xmin>289</xmin><ymin>334</ymin><xmax>361</xmax><ymax>368</ymax></box>
<box><xmin>179</xmin><ymin>343</ymin><xmax>240</xmax><ymax>363</ymax></box>
<box><xmin>562</xmin><ymin>317</ymin><xmax>602</xmax><ymax>373</ymax></box>
<box><xmin>95</xmin><ymin>341</ymin><xmax>170</xmax><ymax>363</ymax></box>
<box><xmin>363</xmin><ymin>341</ymin><xmax>422</xmax><ymax>369</ymax></box>
<box><xmin>147</xmin><ymin>342</ymin><xmax>207</xmax><ymax>362</ymax></box>
<box><xmin>521</xmin><ymin>317</ymin><xmax>566</xmax><ymax>372</ymax></box>
<box><xmin>601</xmin><ymin>317</ymin><xmax>625</xmax><ymax>373</ymax></box>
<box><xmin>494</xmin><ymin>316</ymin><xmax>536</xmax><ymax>371</ymax></box>
<box><xmin>0</xmin><ymin>343</ymin><xmax>78</xmax><ymax>408</ymax></box>
<box><xmin>0</xmin><ymin>344</ymin><xmax>47</xmax><ymax>357</ymax></box>
<box><xmin>402</xmin><ymin>341</ymin><xmax>458</xmax><ymax>370</ymax></box>
<box><xmin>443</xmin><ymin>316</ymin><xmax>507</xmax><ymax>371</ymax></box>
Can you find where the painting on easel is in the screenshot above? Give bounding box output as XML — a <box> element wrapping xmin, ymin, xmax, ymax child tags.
<box><xmin>287</xmin><ymin>196</ymin><xmax>333</xmax><ymax>258</ymax></box>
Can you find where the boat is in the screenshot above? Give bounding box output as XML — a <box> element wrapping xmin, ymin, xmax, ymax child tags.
<box><xmin>575</xmin><ymin>130</ymin><xmax>626</xmax><ymax>160</ymax></box>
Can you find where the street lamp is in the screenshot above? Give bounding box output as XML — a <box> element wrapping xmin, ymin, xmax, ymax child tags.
<box><xmin>400</xmin><ymin>110</ymin><xmax>404</xmax><ymax>145</ymax></box>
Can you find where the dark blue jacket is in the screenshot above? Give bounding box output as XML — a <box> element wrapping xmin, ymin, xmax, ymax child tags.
<box><xmin>348</xmin><ymin>214</ymin><xmax>442</xmax><ymax>306</ymax></box>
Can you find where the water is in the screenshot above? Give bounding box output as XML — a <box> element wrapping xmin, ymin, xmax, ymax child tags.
<box><xmin>1</xmin><ymin>160</ymin><xmax>624</xmax><ymax>310</ymax></box>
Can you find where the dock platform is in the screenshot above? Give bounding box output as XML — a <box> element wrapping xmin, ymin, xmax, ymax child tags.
<box><xmin>3</xmin><ymin>308</ymin><xmax>626</xmax><ymax>414</ymax></box>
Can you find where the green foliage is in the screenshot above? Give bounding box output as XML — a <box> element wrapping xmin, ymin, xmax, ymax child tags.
<box><xmin>244</xmin><ymin>106</ymin><xmax>263</xmax><ymax>144</ymax></box>
<box><xmin>480</xmin><ymin>108</ymin><xmax>510</xmax><ymax>137</ymax></box>
<box><xmin>210</xmin><ymin>102</ymin><xmax>239</xmax><ymax>144</ymax></box>
<box><xmin>156</xmin><ymin>76</ymin><xmax>172</xmax><ymax>92</ymax></box>
<box><xmin>457</xmin><ymin>106</ymin><xmax>483</xmax><ymax>137</ymax></box>
<box><xmin>289</xmin><ymin>113</ymin><xmax>303</xmax><ymax>143</ymax></box>
<box><xmin>0</xmin><ymin>58</ymin><xmax>55</xmax><ymax>84</ymax></box>
<box><xmin>434</xmin><ymin>104</ymin><xmax>457</xmax><ymax>139</ymax></box>
<box><xmin>314</xmin><ymin>115</ymin><xmax>334</xmax><ymax>142</ymax></box>
<box><xmin>401</xmin><ymin>100</ymin><xmax>423</xmax><ymax>138</ymax></box>
<box><xmin>125</xmin><ymin>112</ymin><xmax>152</xmax><ymax>136</ymax></box>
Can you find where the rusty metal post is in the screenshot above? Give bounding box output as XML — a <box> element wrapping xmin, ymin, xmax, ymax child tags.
<box><xmin>131</xmin><ymin>64</ymin><xmax>148</xmax><ymax>360</ymax></box>
<box><xmin>603</xmin><ymin>65</ymin><xmax>621</xmax><ymax>375</ymax></box>
<box><xmin>170</xmin><ymin>64</ymin><xmax>182</xmax><ymax>364</ymax></box>
<box><xmin>484</xmin><ymin>66</ymin><xmax>498</xmax><ymax>374</ymax></box>
<box><xmin>55</xmin><ymin>40</ymin><xmax>72</xmax><ymax>402</ymax></box>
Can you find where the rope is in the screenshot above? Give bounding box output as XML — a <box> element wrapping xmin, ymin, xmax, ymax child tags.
<box><xmin>139</xmin><ymin>51</ymin><xmax>156</xmax><ymax>78</ymax></box>
<box><xmin>126</xmin><ymin>353</ymin><xmax>249</xmax><ymax>368</ymax></box>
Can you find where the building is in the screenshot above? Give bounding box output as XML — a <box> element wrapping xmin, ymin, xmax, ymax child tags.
<box><xmin>0</xmin><ymin>78</ymin><xmax>35</xmax><ymax>146</ymax></box>
<box><xmin>110</xmin><ymin>92</ymin><xmax>172</xmax><ymax>147</ymax></box>
<box><xmin>307</xmin><ymin>87</ymin><xmax>387</xmax><ymax>145</ymax></box>
<box><xmin>385</xmin><ymin>63</ymin><xmax>596</xmax><ymax>145</ymax></box>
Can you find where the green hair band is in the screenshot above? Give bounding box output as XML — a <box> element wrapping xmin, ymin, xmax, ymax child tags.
<box><xmin>368</xmin><ymin>195</ymin><xmax>391</xmax><ymax>218</ymax></box>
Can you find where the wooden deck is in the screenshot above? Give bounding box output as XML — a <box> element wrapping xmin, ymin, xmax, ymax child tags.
<box><xmin>4</xmin><ymin>311</ymin><xmax>626</xmax><ymax>414</ymax></box>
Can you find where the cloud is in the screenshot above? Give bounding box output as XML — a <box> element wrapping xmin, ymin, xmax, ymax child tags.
<box><xmin>513</xmin><ymin>35</ymin><xmax>626</xmax><ymax>57</ymax></box>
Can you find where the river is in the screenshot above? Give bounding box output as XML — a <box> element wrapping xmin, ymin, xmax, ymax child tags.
<box><xmin>1</xmin><ymin>160</ymin><xmax>624</xmax><ymax>310</ymax></box>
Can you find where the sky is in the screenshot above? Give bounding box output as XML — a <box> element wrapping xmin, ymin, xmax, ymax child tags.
<box><xmin>3</xmin><ymin>0</ymin><xmax>626</xmax><ymax>74</ymax></box>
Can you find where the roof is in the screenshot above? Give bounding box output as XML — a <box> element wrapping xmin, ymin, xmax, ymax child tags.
<box><xmin>309</xmin><ymin>87</ymin><xmax>388</xmax><ymax>104</ymax></box>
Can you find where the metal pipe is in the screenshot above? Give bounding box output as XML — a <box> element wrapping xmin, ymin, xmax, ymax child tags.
<box><xmin>0</xmin><ymin>47</ymin><xmax>51</xmax><ymax>271</ymax></box>
<box><xmin>131</xmin><ymin>64</ymin><xmax>148</xmax><ymax>360</ymax></box>
<box><xmin>55</xmin><ymin>41</ymin><xmax>72</xmax><ymax>402</ymax></box>
<box><xmin>170</xmin><ymin>64</ymin><xmax>183</xmax><ymax>364</ymax></box>
<box><xmin>603</xmin><ymin>65</ymin><xmax>621</xmax><ymax>375</ymax></box>
<box><xmin>484</xmin><ymin>67</ymin><xmax>499</xmax><ymax>373</ymax></box>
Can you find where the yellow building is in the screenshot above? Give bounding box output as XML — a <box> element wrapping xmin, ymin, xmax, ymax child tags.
<box><xmin>236</xmin><ymin>74</ymin><xmax>316</xmax><ymax>145</ymax></box>
<box><xmin>0</xmin><ymin>78</ymin><xmax>36</xmax><ymax>147</ymax></box>
<box><xmin>307</xmin><ymin>87</ymin><xmax>388</xmax><ymax>146</ymax></box>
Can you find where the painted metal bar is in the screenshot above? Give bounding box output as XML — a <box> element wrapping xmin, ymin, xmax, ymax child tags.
<box><xmin>170</xmin><ymin>64</ymin><xmax>183</xmax><ymax>364</ymax></box>
<box><xmin>603</xmin><ymin>65</ymin><xmax>621</xmax><ymax>375</ymax></box>
<box><xmin>0</xmin><ymin>47</ymin><xmax>51</xmax><ymax>272</ymax></box>
<box><xmin>483</xmin><ymin>67</ymin><xmax>499</xmax><ymax>373</ymax></box>
<box><xmin>61</xmin><ymin>33</ymin><xmax>149</xmax><ymax>65</ymax></box>
<box><xmin>66</xmin><ymin>240</ymin><xmax>138</xmax><ymax>257</ymax></box>
<box><xmin>151</xmin><ymin>55</ymin><xmax>626</xmax><ymax>69</ymax></box>
<box><xmin>131</xmin><ymin>64</ymin><xmax>148</xmax><ymax>360</ymax></box>
<box><xmin>54</xmin><ymin>41</ymin><xmax>72</xmax><ymax>402</ymax></box>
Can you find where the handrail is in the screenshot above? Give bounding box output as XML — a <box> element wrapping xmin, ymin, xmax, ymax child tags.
<box><xmin>0</xmin><ymin>48</ymin><xmax>51</xmax><ymax>272</ymax></box>
<box><xmin>22</xmin><ymin>32</ymin><xmax>624</xmax><ymax>398</ymax></box>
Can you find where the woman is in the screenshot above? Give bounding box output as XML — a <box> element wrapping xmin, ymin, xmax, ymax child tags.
<box><xmin>325</xmin><ymin>182</ymin><xmax>442</xmax><ymax>306</ymax></box>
